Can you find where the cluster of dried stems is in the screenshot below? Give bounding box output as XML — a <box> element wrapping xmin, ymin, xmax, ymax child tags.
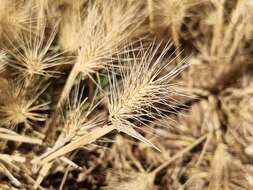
<box><xmin>0</xmin><ymin>0</ymin><xmax>252</xmax><ymax>189</ymax></box>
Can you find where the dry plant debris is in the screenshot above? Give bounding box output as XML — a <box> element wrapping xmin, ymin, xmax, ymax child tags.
<box><xmin>0</xmin><ymin>0</ymin><xmax>252</xmax><ymax>189</ymax></box>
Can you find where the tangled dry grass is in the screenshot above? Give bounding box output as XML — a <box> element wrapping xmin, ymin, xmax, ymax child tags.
<box><xmin>0</xmin><ymin>0</ymin><xmax>252</xmax><ymax>189</ymax></box>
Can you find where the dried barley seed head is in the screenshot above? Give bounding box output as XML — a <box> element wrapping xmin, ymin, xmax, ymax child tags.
<box><xmin>0</xmin><ymin>80</ymin><xmax>49</xmax><ymax>129</ymax></box>
<box><xmin>108</xmin><ymin>42</ymin><xmax>190</xmax><ymax>149</ymax></box>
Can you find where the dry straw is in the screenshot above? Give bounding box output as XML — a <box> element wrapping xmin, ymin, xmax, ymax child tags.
<box><xmin>0</xmin><ymin>0</ymin><xmax>252</xmax><ymax>189</ymax></box>
<box><xmin>33</xmin><ymin>42</ymin><xmax>189</xmax><ymax>165</ymax></box>
<box><xmin>57</xmin><ymin>0</ymin><xmax>146</xmax><ymax>107</ymax></box>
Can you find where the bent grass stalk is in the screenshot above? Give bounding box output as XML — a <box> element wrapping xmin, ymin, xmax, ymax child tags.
<box><xmin>33</xmin><ymin>125</ymin><xmax>115</xmax><ymax>165</ymax></box>
<box><xmin>33</xmin><ymin>43</ymin><xmax>189</xmax><ymax>165</ymax></box>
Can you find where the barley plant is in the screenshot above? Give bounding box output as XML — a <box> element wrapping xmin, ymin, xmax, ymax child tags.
<box><xmin>0</xmin><ymin>0</ymin><xmax>252</xmax><ymax>189</ymax></box>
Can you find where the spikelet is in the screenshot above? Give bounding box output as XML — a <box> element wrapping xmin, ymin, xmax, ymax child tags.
<box><xmin>108</xmin><ymin>42</ymin><xmax>189</xmax><ymax>149</ymax></box>
<box><xmin>32</xmin><ymin>81</ymin><xmax>103</xmax><ymax>188</ymax></box>
<box><xmin>0</xmin><ymin>0</ymin><xmax>31</xmax><ymax>42</ymax></box>
<box><xmin>57</xmin><ymin>0</ymin><xmax>146</xmax><ymax>106</ymax></box>
<box><xmin>41</xmin><ymin>80</ymin><xmax>104</xmax><ymax>157</ymax></box>
<box><xmin>5</xmin><ymin>20</ymin><xmax>66</xmax><ymax>85</ymax></box>
<box><xmin>0</xmin><ymin>80</ymin><xmax>49</xmax><ymax>130</ymax></box>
